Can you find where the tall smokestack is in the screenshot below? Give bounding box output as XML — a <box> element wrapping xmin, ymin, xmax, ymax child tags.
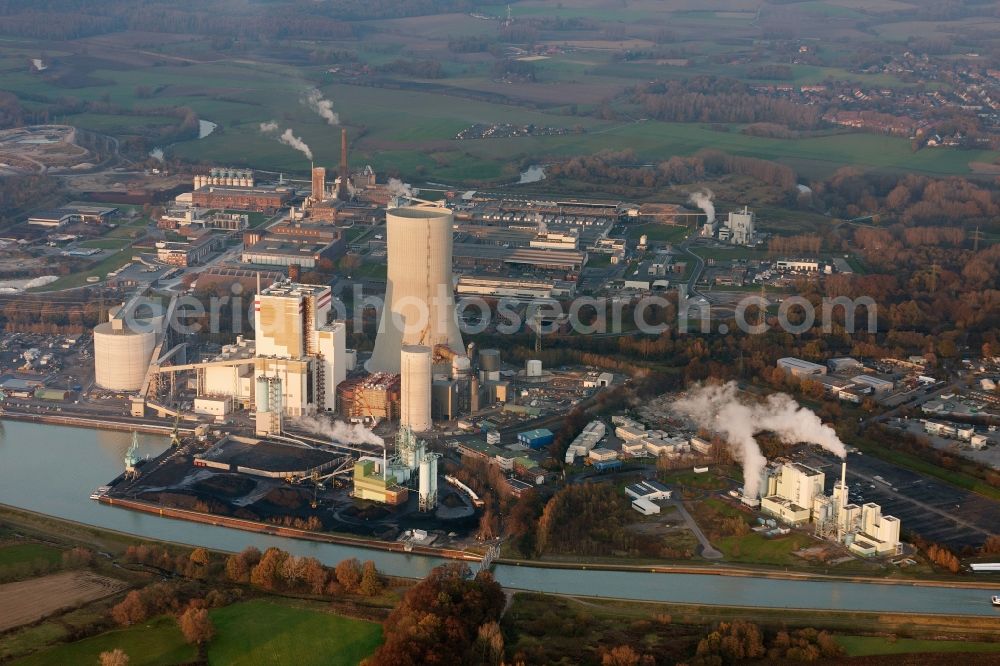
<box><xmin>338</xmin><ymin>128</ymin><xmax>349</xmax><ymax>201</ymax></box>
<box><xmin>838</xmin><ymin>461</ymin><xmax>847</xmax><ymax>541</ymax></box>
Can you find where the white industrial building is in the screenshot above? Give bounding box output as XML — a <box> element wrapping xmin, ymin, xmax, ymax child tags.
<box><xmin>761</xmin><ymin>463</ymin><xmax>825</xmax><ymax>525</ymax></box>
<box><xmin>626</xmin><ymin>480</ymin><xmax>672</xmax><ymax>514</ymax></box>
<box><xmin>761</xmin><ymin>461</ymin><xmax>901</xmax><ymax>556</ymax></box>
<box><xmin>252</xmin><ymin>281</ymin><xmax>347</xmax><ymax>434</ymax></box>
<box><xmin>564</xmin><ymin>420</ymin><xmax>606</xmax><ymax>463</ymax></box>
<box><xmin>849</xmin><ymin>374</ymin><xmax>894</xmax><ymax>396</ymax></box>
<box><xmin>775</xmin><ymin>259</ymin><xmax>821</xmax><ymax>272</ymax></box>
<box><xmin>827</xmin><ymin>357</ymin><xmax>863</xmax><ymax>374</ymax></box>
<box><xmin>723</xmin><ymin>206</ymin><xmax>755</xmax><ymax>246</ymax></box>
<box><xmin>777</xmin><ymin>357</ymin><xmax>828</xmax><ymax>378</ymax></box>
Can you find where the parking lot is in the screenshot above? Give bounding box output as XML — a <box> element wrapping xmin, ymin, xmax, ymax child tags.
<box><xmin>801</xmin><ymin>450</ymin><xmax>997</xmax><ymax>551</ymax></box>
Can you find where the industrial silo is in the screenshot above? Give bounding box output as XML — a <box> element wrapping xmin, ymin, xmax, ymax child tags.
<box><xmin>367</xmin><ymin>205</ymin><xmax>464</xmax><ymax>373</ymax></box>
<box><xmin>418</xmin><ymin>458</ymin><xmax>431</xmax><ymax>509</ymax></box>
<box><xmin>93</xmin><ymin>321</ymin><xmax>156</xmax><ymax>391</ymax></box>
<box><xmin>478</xmin><ymin>348</ymin><xmax>500</xmax><ymax>372</ymax></box>
<box><xmin>526</xmin><ymin>359</ymin><xmax>543</xmax><ymax>377</ymax></box>
<box><xmin>400</xmin><ymin>345</ymin><xmax>432</xmax><ymax>431</ymax></box>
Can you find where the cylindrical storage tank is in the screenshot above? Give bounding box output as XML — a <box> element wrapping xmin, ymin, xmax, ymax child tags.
<box><xmin>429</xmin><ymin>456</ymin><xmax>438</xmax><ymax>499</ymax></box>
<box><xmin>368</xmin><ymin>206</ymin><xmax>464</xmax><ymax>373</ymax></box>
<box><xmin>526</xmin><ymin>359</ymin><xmax>542</xmax><ymax>377</ymax></box>
<box><xmin>469</xmin><ymin>375</ymin><xmax>480</xmax><ymax>412</ymax></box>
<box><xmin>478</xmin><ymin>348</ymin><xmax>500</xmax><ymax>372</ymax></box>
<box><xmin>400</xmin><ymin>345</ymin><xmax>432</xmax><ymax>431</ymax></box>
<box><xmin>255</xmin><ymin>377</ymin><xmax>270</xmax><ymax>413</ymax></box>
<box><xmin>93</xmin><ymin>322</ymin><xmax>156</xmax><ymax>391</ymax></box>
<box><xmin>451</xmin><ymin>355</ymin><xmax>471</xmax><ymax>379</ymax></box>
<box><xmin>419</xmin><ymin>459</ymin><xmax>431</xmax><ymax>504</ymax></box>
<box><xmin>640</xmin><ymin>234</ymin><xmax>648</xmax><ymax>246</ymax></box>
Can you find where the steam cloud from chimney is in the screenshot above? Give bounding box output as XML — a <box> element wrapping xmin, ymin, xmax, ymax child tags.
<box><xmin>688</xmin><ymin>188</ymin><xmax>715</xmax><ymax>225</ymax></box>
<box><xmin>673</xmin><ymin>381</ymin><xmax>846</xmax><ymax>498</ymax></box>
<box><xmin>295</xmin><ymin>415</ymin><xmax>384</xmax><ymax>447</ymax></box>
<box><xmin>259</xmin><ymin>120</ymin><xmax>279</xmax><ymax>133</ymax></box>
<box><xmin>387</xmin><ymin>178</ymin><xmax>413</xmax><ymax>199</ymax></box>
<box><xmin>302</xmin><ymin>88</ymin><xmax>339</xmax><ymax>126</ymax></box>
<box><xmin>278</xmin><ymin>128</ymin><xmax>313</xmax><ymax>161</ymax></box>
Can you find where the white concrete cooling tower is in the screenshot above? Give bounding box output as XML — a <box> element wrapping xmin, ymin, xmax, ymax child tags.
<box><xmin>400</xmin><ymin>345</ymin><xmax>432</xmax><ymax>432</ymax></box>
<box><xmin>368</xmin><ymin>205</ymin><xmax>463</xmax><ymax>373</ymax></box>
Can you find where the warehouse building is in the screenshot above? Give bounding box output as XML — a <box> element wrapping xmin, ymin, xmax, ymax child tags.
<box><xmin>777</xmin><ymin>357</ymin><xmax>828</xmax><ymax>378</ymax></box>
<box><xmin>518</xmin><ymin>428</ymin><xmax>554</xmax><ymax>450</ymax></box>
<box><xmin>849</xmin><ymin>374</ymin><xmax>894</xmax><ymax>396</ymax></box>
<box><xmin>453</xmin><ymin>243</ymin><xmax>586</xmax><ymax>273</ymax></box>
<box><xmin>191</xmin><ymin>185</ymin><xmax>292</xmax><ymax>213</ymax></box>
<box><xmin>827</xmin><ymin>357</ymin><xmax>863</xmax><ymax>374</ymax></box>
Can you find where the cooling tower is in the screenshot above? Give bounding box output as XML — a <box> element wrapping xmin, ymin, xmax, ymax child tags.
<box><xmin>400</xmin><ymin>345</ymin><xmax>432</xmax><ymax>432</ymax></box>
<box><xmin>368</xmin><ymin>206</ymin><xmax>463</xmax><ymax>373</ymax></box>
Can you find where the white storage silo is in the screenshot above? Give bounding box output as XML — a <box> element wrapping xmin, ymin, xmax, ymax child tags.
<box><xmin>93</xmin><ymin>322</ymin><xmax>156</xmax><ymax>391</ymax></box>
<box><xmin>400</xmin><ymin>345</ymin><xmax>432</xmax><ymax>431</ymax></box>
<box><xmin>451</xmin><ymin>355</ymin><xmax>471</xmax><ymax>379</ymax></box>
<box><xmin>367</xmin><ymin>205</ymin><xmax>464</xmax><ymax>373</ymax></box>
<box><xmin>526</xmin><ymin>359</ymin><xmax>542</xmax><ymax>377</ymax></box>
<box><xmin>418</xmin><ymin>458</ymin><xmax>431</xmax><ymax>509</ymax></box>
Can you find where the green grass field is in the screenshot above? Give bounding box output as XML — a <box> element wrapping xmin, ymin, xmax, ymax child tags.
<box><xmin>0</xmin><ymin>543</ymin><xmax>62</xmax><ymax>568</ymax></box>
<box><xmin>14</xmin><ymin>616</ymin><xmax>196</xmax><ymax>666</ymax></box>
<box><xmin>715</xmin><ymin>532</ymin><xmax>816</xmax><ymax>566</ymax></box>
<box><xmin>624</xmin><ymin>223</ymin><xmax>690</xmax><ymax>243</ymax></box>
<box><xmin>207</xmin><ymin>600</ymin><xmax>382</xmax><ymax>666</ymax></box>
<box><xmin>14</xmin><ymin>600</ymin><xmax>381</xmax><ymax>666</ymax></box>
<box><xmin>836</xmin><ymin>635</ymin><xmax>1000</xmax><ymax>657</ymax></box>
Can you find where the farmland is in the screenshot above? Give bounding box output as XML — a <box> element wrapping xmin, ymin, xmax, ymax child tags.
<box><xmin>0</xmin><ymin>571</ymin><xmax>127</xmax><ymax>633</ymax></box>
<box><xmin>0</xmin><ymin>0</ymin><xmax>997</xmax><ymax>186</ymax></box>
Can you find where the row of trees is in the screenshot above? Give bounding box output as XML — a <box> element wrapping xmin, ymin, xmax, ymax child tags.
<box><xmin>630</xmin><ymin>78</ymin><xmax>823</xmax><ymax>129</ymax></box>
<box><xmin>547</xmin><ymin>147</ymin><xmax>797</xmax><ymax>192</ymax></box>
<box><xmin>693</xmin><ymin>620</ymin><xmax>843</xmax><ymax>664</ymax></box>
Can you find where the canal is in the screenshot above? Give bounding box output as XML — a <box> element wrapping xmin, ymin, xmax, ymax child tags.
<box><xmin>0</xmin><ymin>420</ymin><xmax>997</xmax><ymax>616</ymax></box>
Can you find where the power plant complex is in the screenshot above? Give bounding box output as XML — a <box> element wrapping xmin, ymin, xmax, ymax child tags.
<box><xmin>94</xmin><ymin>193</ymin><xmax>479</xmax><ymax>508</ymax></box>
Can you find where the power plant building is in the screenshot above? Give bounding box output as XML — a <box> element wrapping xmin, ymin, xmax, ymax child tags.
<box><xmin>253</xmin><ymin>281</ymin><xmax>347</xmax><ymax>433</ymax></box>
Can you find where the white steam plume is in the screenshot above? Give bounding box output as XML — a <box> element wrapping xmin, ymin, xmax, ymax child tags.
<box><xmin>278</xmin><ymin>128</ymin><xmax>313</xmax><ymax>161</ymax></box>
<box><xmin>149</xmin><ymin>148</ymin><xmax>164</xmax><ymax>162</ymax></box>
<box><xmin>295</xmin><ymin>415</ymin><xmax>384</xmax><ymax>447</ymax></box>
<box><xmin>688</xmin><ymin>188</ymin><xmax>715</xmax><ymax>225</ymax></box>
<box><xmin>302</xmin><ymin>88</ymin><xmax>339</xmax><ymax>126</ymax></box>
<box><xmin>259</xmin><ymin>120</ymin><xmax>279</xmax><ymax>133</ymax></box>
<box><xmin>388</xmin><ymin>178</ymin><xmax>412</xmax><ymax>198</ymax></box>
<box><xmin>672</xmin><ymin>381</ymin><xmax>845</xmax><ymax>498</ymax></box>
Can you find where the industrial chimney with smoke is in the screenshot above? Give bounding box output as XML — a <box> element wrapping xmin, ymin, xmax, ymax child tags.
<box><xmin>367</xmin><ymin>204</ymin><xmax>464</xmax><ymax>373</ymax></box>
